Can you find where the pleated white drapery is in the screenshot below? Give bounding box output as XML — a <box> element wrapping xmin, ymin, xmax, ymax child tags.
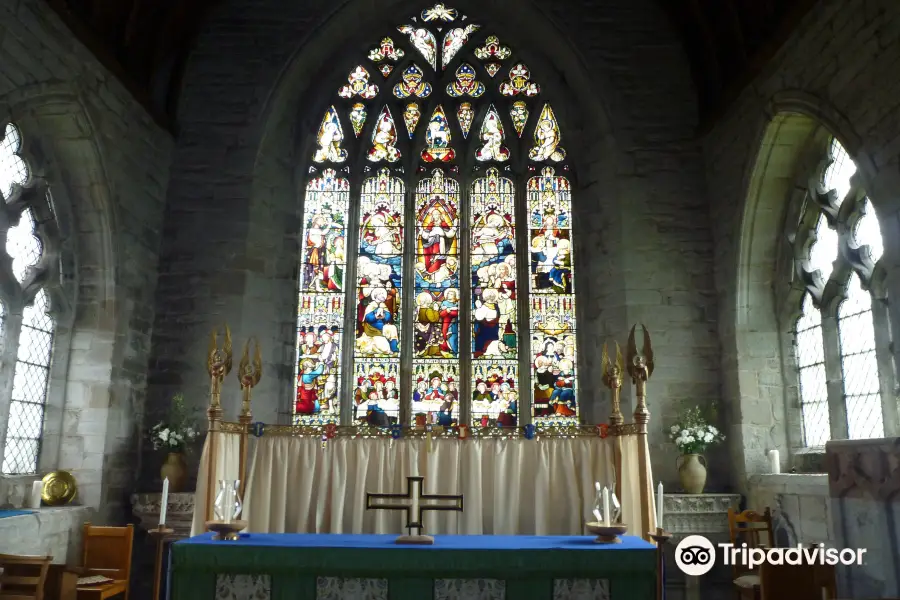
<box><xmin>192</xmin><ymin>434</ymin><xmax>657</xmax><ymax>537</ymax></box>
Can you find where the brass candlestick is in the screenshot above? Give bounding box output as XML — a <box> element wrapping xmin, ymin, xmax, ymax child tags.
<box><xmin>149</xmin><ymin>524</ymin><xmax>175</xmax><ymax>600</ymax></box>
<box><xmin>648</xmin><ymin>527</ymin><xmax>671</xmax><ymax>600</ymax></box>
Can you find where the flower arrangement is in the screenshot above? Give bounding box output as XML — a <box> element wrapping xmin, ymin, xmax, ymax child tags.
<box><xmin>149</xmin><ymin>393</ymin><xmax>199</xmax><ymax>453</ymax></box>
<box><xmin>669</xmin><ymin>405</ymin><xmax>724</xmax><ymax>455</ymax></box>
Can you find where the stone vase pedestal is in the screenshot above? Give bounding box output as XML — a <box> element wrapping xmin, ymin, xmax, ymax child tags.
<box><xmin>160</xmin><ymin>452</ymin><xmax>188</xmax><ymax>492</ymax></box>
<box><xmin>677</xmin><ymin>453</ymin><xmax>707</xmax><ymax>494</ymax></box>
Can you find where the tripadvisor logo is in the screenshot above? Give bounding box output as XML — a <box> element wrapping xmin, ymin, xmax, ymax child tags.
<box><xmin>675</xmin><ymin>535</ymin><xmax>867</xmax><ymax>577</ymax></box>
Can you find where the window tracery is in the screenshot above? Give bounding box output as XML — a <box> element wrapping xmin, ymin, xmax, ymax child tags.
<box><xmin>0</xmin><ymin>123</ymin><xmax>60</xmax><ymax>475</ymax></box>
<box><xmin>295</xmin><ymin>4</ymin><xmax>579</xmax><ymax>429</ymax></box>
<box><xmin>790</xmin><ymin>137</ymin><xmax>890</xmax><ymax>446</ymax></box>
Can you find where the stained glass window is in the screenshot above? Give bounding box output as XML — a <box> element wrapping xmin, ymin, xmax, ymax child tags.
<box><xmin>528</xmin><ymin>168</ymin><xmax>576</xmax><ymax>425</ymax></box>
<box><xmin>1</xmin><ymin>122</ymin><xmax>59</xmax><ymax>475</ymax></box>
<box><xmin>789</xmin><ymin>137</ymin><xmax>891</xmax><ymax>447</ymax></box>
<box><xmin>355</xmin><ymin>169</ymin><xmax>405</xmax><ymax>425</ymax></box>
<box><xmin>296</xmin><ymin>4</ymin><xmax>581</xmax><ymax>427</ymax></box>
<box><xmin>295</xmin><ymin>170</ymin><xmax>349</xmax><ymax>425</ymax></box>
<box><xmin>412</xmin><ymin>170</ymin><xmax>460</xmax><ymax>425</ymax></box>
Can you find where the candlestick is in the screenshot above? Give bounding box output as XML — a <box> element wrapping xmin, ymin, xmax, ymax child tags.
<box><xmin>410</xmin><ymin>478</ymin><xmax>420</xmax><ymax>529</ymax></box>
<box><xmin>768</xmin><ymin>449</ymin><xmax>780</xmax><ymax>474</ymax></box>
<box><xmin>159</xmin><ymin>477</ymin><xmax>169</xmax><ymax>526</ymax></box>
<box><xmin>150</xmin><ymin>525</ymin><xmax>175</xmax><ymax>600</ymax></box>
<box><xmin>602</xmin><ymin>487</ymin><xmax>610</xmax><ymax>527</ymax></box>
<box><xmin>656</xmin><ymin>482</ymin><xmax>664</xmax><ymax>530</ymax></box>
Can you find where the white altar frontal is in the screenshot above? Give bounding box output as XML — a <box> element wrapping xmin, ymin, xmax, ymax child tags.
<box><xmin>191</xmin><ymin>328</ymin><xmax>660</xmax><ymax>540</ymax></box>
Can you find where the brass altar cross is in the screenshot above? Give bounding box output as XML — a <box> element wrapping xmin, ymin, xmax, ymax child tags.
<box><xmin>365</xmin><ymin>475</ymin><xmax>464</xmax><ymax>544</ymax></box>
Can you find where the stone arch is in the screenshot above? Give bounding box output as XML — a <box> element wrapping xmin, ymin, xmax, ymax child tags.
<box><xmin>245</xmin><ymin>0</ymin><xmax>622</xmax><ymax>421</ymax></box>
<box><xmin>731</xmin><ymin>91</ymin><xmax>882</xmax><ymax>484</ymax></box>
<box><xmin>0</xmin><ymin>83</ymin><xmax>121</xmax><ymax>508</ymax></box>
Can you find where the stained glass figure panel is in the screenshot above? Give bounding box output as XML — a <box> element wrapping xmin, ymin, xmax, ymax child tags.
<box><xmin>295</xmin><ymin>293</ymin><xmax>343</xmax><ymax>425</ymax></box>
<box><xmin>368</xmin><ymin>106</ymin><xmax>402</xmax><ymax>163</ymax></box>
<box><xmin>0</xmin><ymin>123</ymin><xmax>29</xmax><ymax>201</ymax></box>
<box><xmin>422</xmin><ymin>106</ymin><xmax>456</xmax><ymax>163</ymax></box>
<box><xmin>294</xmin><ymin>170</ymin><xmax>349</xmax><ymax>424</ymax></box>
<box><xmin>795</xmin><ymin>293</ymin><xmax>829</xmax><ymax>447</ymax></box>
<box><xmin>529</xmin><ymin>104</ymin><xmax>566</xmax><ymax>162</ymax></box>
<box><xmin>413</xmin><ymin>170</ymin><xmax>461</xmax><ymax>421</ymax></box>
<box><xmin>471</xmin><ymin>361</ymin><xmax>518</xmax><ymax>427</ymax></box>
<box><xmin>838</xmin><ymin>274</ymin><xmax>884</xmax><ymax>440</ymax></box>
<box><xmin>475</xmin><ymin>106</ymin><xmax>510</xmax><ymax>162</ymax></box>
<box><xmin>299</xmin><ymin>171</ymin><xmax>349</xmax><ymax>292</ymax></box>
<box><xmin>441</xmin><ymin>25</ymin><xmax>480</xmax><ymax>69</ymax></box>
<box><xmin>398</xmin><ymin>25</ymin><xmax>438</xmax><ymax>70</ymax></box>
<box><xmin>411</xmin><ymin>360</ymin><xmax>460</xmax><ymax>426</ymax></box>
<box><xmin>530</xmin><ymin>296</ymin><xmax>577</xmax><ymax>425</ymax></box>
<box><xmin>527</xmin><ymin>170</ymin><xmax>577</xmax><ymax>424</ymax></box>
<box><xmin>353</xmin><ymin>359</ymin><xmax>401</xmax><ymax>425</ymax></box>
<box><xmin>471</xmin><ymin>169</ymin><xmax>517</xmax><ymax>375</ymax></box>
<box><xmin>2</xmin><ymin>289</ymin><xmax>54</xmax><ymax>475</ymax></box>
<box><xmin>313</xmin><ymin>106</ymin><xmax>348</xmax><ymax>163</ymax></box>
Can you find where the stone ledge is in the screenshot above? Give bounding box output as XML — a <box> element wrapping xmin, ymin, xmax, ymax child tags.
<box><xmin>748</xmin><ymin>473</ymin><xmax>829</xmax><ymax>496</ymax></box>
<box><xmin>0</xmin><ymin>505</ymin><xmax>94</xmax><ymax>563</ymax></box>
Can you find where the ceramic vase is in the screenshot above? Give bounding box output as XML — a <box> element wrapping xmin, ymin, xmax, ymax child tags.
<box><xmin>160</xmin><ymin>452</ymin><xmax>188</xmax><ymax>492</ymax></box>
<box><xmin>676</xmin><ymin>453</ymin><xmax>707</xmax><ymax>494</ymax></box>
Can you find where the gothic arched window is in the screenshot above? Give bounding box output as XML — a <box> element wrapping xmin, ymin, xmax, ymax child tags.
<box><xmin>792</xmin><ymin>137</ymin><xmax>890</xmax><ymax>446</ymax></box>
<box><xmin>295</xmin><ymin>4</ymin><xmax>578</xmax><ymax>429</ymax></box>
<box><xmin>0</xmin><ymin>123</ymin><xmax>58</xmax><ymax>475</ymax></box>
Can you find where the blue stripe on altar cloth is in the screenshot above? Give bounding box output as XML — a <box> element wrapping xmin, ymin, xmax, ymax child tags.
<box><xmin>177</xmin><ymin>532</ymin><xmax>655</xmax><ymax>551</ymax></box>
<box><xmin>0</xmin><ymin>510</ymin><xmax>35</xmax><ymax>519</ymax></box>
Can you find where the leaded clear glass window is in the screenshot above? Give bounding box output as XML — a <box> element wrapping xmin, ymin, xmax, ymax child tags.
<box><xmin>791</xmin><ymin>137</ymin><xmax>889</xmax><ymax>447</ymax></box>
<box><xmin>0</xmin><ymin>123</ymin><xmax>58</xmax><ymax>475</ymax></box>
<box><xmin>295</xmin><ymin>4</ymin><xmax>578</xmax><ymax>428</ymax></box>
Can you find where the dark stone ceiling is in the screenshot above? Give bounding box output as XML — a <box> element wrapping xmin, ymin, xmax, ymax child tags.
<box><xmin>44</xmin><ymin>0</ymin><xmax>819</xmax><ymax>134</ymax></box>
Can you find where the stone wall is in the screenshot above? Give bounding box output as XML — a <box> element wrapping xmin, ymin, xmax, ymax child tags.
<box><xmin>0</xmin><ymin>0</ymin><xmax>173</xmax><ymax>517</ymax></box>
<box><xmin>148</xmin><ymin>0</ymin><xmax>719</xmax><ymax>490</ymax></box>
<box><xmin>746</xmin><ymin>474</ymin><xmax>833</xmax><ymax>546</ymax></box>
<box><xmin>703</xmin><ymin>0</ymin><xmax>900</xmax><ymax>491</ymax></box>
<box><xmin>826</xmin><ymin>437</ymin><xmax>900</xmax><ymax>598</ymax></box>
<box><xmin>0</xmin><ymin>507</ymin><xmax>94</xmax><ymax>562</ymax></box>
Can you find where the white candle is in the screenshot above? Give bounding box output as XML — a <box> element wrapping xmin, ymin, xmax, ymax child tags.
<box><xmin>30</xmin><ymin>481</ymin><xmax>43</xmax><ymax>509</ymax></box>
<box><xmin>159</xmin><ymin>477</ymin><xmax>169</xmax><ymax>526</ymax></box>
<box><xmin>602</xmin><ymin>487</ymin><xmax>610</xmax><ymax>527</ymax></box>
<box><xmin>410</xmin><ymin>478</ymin><xmax>420</xmax><ymax>527</ymax></box>
<box><xmin>768</xmin><ymin>449</ymin><xmax>781</xmax><ymax>474</ymax></box>
<box><xmin>657</xmin><ymin>482</ymin><xmax>664</xmax><ymax>530</ymax></box>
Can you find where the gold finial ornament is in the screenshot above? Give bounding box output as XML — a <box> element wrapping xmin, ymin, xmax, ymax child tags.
<box><xmin>601</xmin><ymin>341</ymin><xmax>625</xmax><ymax>425</ymax></box>
<box><xmin>238</xmin><ymin>336</ymin><xmax>262</xmax><ymax>420</ymax></box>
<box><xmin>626</xmin><ymin>324</ymin><xmax>654</xmax><ymax>426</ymax></box>
<box><xmin>207</xmin><ymin>325</ymin><xmax>233</xmax><ymax>412</ymax></box>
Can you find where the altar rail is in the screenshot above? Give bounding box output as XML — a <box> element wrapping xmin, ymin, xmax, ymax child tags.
<box><xmin>197</xmin><ymin>326</ymin><xmax>658</xmax><ymax>539</ymax></box>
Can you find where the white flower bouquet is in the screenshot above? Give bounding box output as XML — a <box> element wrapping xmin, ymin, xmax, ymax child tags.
<box><xmin>669</xmin><ymin>406</ymin><xmax>724</xmax><ymax>455</ymax></box>
<box><xmin>148</xmin><ymin>393</ymin><xmax>199</xmax><ymax>453</ymax></box>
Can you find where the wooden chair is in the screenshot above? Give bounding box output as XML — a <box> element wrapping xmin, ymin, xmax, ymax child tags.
<box><xmin>76</xmin><ymin>523</ymin><xmax>133</xmax><ymax>600</ymax></box>
<box><xmin>0</xmin><ymin>553</ymin><xmax>52</xmax><ymax>600</ymax></box>
<box><xmin>727</xmin><ymin>507</ymin><xmax>774</xmax><ymax>600</ymax></box>
<box><xmin>759</xmin><ymin>562</ymin><xmax>835</xmax><ymax>600</ymax></box>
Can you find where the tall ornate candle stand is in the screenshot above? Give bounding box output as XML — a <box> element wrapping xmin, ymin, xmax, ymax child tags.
<box><xmin>648</xmin><ymin>527</ymin><xmax>672</xmax><ymax>600</ymax></box>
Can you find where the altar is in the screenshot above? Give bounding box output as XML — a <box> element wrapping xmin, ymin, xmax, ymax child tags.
<box><xmin>168</xmin><ymin>532</ymin><xmax>658</xmax><ymax>600</ymax></box>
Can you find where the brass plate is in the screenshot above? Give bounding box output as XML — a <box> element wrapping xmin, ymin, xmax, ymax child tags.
<box><xmin>41</xmin><ymin>471</ymin><xmax>77</xmax><ymax>506</ymax></box>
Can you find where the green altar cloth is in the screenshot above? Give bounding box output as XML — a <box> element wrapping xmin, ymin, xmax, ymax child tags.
<box><xmin>168</xmin><ymin>532</ymin><xmax>657</xmax><ymax>600</ymax></box>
